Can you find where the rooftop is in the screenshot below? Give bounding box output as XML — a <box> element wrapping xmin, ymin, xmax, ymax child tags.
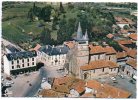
<box><xmin>116</xmin><ymin>51</ymin><xmax>127</xmax><ymax>59</ymax></box>
<box><xmin>126</xmin><ymin>59</ymin><xmax>137</xmax><ymax>70</ymax></box>
<box><xmin>30</xmin><ymin>44</ymin><xmax>41</xmax><ymax>51</ymax></box>
<box><xmin>89</xmin><ymin>45</ymin><xmax>106</xmax><ymax>54</ymax></box>
<box><xmin>117</xmin><ymin>40</ymin><xmax>133</xmax><ymax>45</ymax></box>
<box><xmin>64</xmin><ymin>41</ymin><xmax>75</xmax><ymax>49</ymax></box>
<box><xmin>39</xmin><ymin>45</ymin><xmax>69</xmax><ymax>56</ymax></box>
<box><xmin>86</xmin><ymin>80</ymin><xmax>131</xmax><ymax>98</ymax></box>
<box><xmin>106</xmin><ymin>33</ymin><xmax>114</xmax><ymax>39</ymax></box>
<box><xmin>39</xmin><ymin>89</ymin><xmax>65</xmax><ymax>97</ymax></box>
<box><xmin>80</xmin><ymin>60</ymin><xmax>118</xmax><ymax>71</ymax></box>
<box><xmin>104</xmin><ymin>46</ymin><xmax>116</xmax><ymax>54</ymax></box>
<box><xmin>6</xmin><ymin>51</ymin><xmax>37</xmax><ymax>61</ymax></box>
<box><xmin>127</xmin><ymin>49</ymin><xmax>137</xmax><ymax>58</ymax></box>
<box><xmin>115</xmin><ymin>16</ymin><xmax>134</xmax><ymax>24</ymax></box>
<box><xmin>6</xmin><ymin>45</ymin><xmax>20</xmax><ymax>53</ymax></box>
<box><xmin>128</xmin><ymin>33</ymin><xmax>137</xmax><ymax>41</ymax></box>
<box><xmin>52</xmin><ymin>76</ymin><xmax>85</xmax><ymax>94</ymax></box>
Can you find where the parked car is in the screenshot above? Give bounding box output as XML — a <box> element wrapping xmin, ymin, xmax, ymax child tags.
<box><xmin>119</xmin><ymin>74</ymin><xmax>124</xmax><ymax>79</ymax></box>
<box><xmin>5</xmin><ymin>82</ymin><xmax>12</xmax><ymax>87</ymax></box>
<box><xmin>110</xmin><ymin>77</ymin><xmax>116</xmax><ymax>81</ymax></box>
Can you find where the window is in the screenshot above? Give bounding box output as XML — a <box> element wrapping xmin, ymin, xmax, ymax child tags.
<box><xmin>27</xmin><ymin>59</ymin><xmax>29</xmax><ymax>62</ymax></box>
<box><xmin>22</xmin><ymin>59</ymin><xmax>24</xmax><ymax>63</ymax></box>
<box><xmin>17</xmin><ymin>65</ymin><xmax>20</xmax><ymax>68</ymax></box>
<box><xmin>111</xmin><ymin>68</ymin><xmax>112</xmax><ymax>72</ymax></box>
<box><xmin>12</xmin><ymin>61</ymin><xmax>14</xmax><ymax>64</ymax></box>
<box><xmin>102</xmin><ymin>68</ymin><xmax>104</xmax><ymax>72</ymax></box>
<box><xmin>32</xmin><ymin>62</ymin><xmax>34</xmax><ymax>65</ymax></box>
<box><xmin>93</xmin><ymin>70</ymin><xmax>95</xmax><ymax>73</ymax></box>
<box><xmin>98</xmin><ymin>55</ymin><xmax>100</xmax><ymax>59</ymax></box>
<box><xmin>84</xmin><ymin>72</ymin><xmax>89</xmax><ymax>79</ymax></box>
<box><xmin>114</xmin><ymin>68</ymin><xmax>116</xmax><ymax>71</ymax></box>
<box><xmin>22</xmin><ymin>64</ymin><xmax>24</xmax><ymax>67</ymax></box>
<box><xmin>109</xmin><ymin>56</ymin><xmax>111</xmax><ymax>60</ymax></box>
<box><xmin>28</xmin><ymin>63</ymin><xmax>29</xmax><ymax>66</ymax></box>
<box><xmin>12</xmin><ymin>66</ymin><xmax>14</xmax><ymax>69</ymax></box>
<box><xmin>32</xmin><ymin>58</ymin><xmax>34</xmax><ymax>61</ymax></box>
<box><xmin>17</xmin><ymin>60</ymin><xmax>19</xmax><ymax>63</ymax></box>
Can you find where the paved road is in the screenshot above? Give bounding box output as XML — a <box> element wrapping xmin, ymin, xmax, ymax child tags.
<box><xmin>2</xmin><ymin>38</ymin><xmax>25</xmax><ymax>51</ymax></box>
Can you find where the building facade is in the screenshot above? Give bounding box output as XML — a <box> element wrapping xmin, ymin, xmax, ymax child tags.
<box><xmin>3</xmin><ymin>51</ymin><xmax>37</xmax><ymax>76</ymax></box>
<box><xmin>37</xmin><ymin>45</ymin><xmax>69</xmax><ymax>69</ymax></box>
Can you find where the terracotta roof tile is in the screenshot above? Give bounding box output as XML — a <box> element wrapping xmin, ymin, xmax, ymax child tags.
<box><xmin>39</xmin><ymin>89</ymin><xmax>65</xmax><ymax>97</ymax></box>
<box><xmin>86</xmin><ymin>80</ymin><xmax>131</xmax><ymax>98</ymax></box>
<box><xmin>89</xmin><ymin>45</ymin><xmax>106</xmax><ymax>54</ymax></box>
<box><xmin>80</xmin><ymin>60</ymin><xmax>118</xmax><ymax>71</ymax></box>
<box><xmin>128</xmin><ymin>33</ymin><xmax>137</xmax><ymax>41</ymax></box>
<box><xmin>71</xmin><ymin>80</ymin><xmax>85</xmax><ymax>94</ymax></box>
<box><xmin>52</xmin><ymin>76</ymin><xmax>85</xmax><ymax>94</ymax></box>
<box><xmin>117</xmin><ymin>40</ymin><xmax>133</xmax><ymax>45</ymax></box>
<box><xmin>127</xmin><ymin>49</ymin><xmax>137</xmax><ymax>58</ymax></box>
<box><xmin>86</xmin><ymin>80</ymin><xmax>101</xmax><ymax>90</ymax></box>
<box><xmin>104</xmin><ymin>46</ymin><xmax>116</xmax><ymax>54</ymax></box>
<box><xmin>29</xmin><ymin>44</ymin><xmax>41</xmax><ymax>51</ymax></box>
<box><xmin>106</xmin><ymin>34</ymin><xmax>114</xmax><ymax>39</ymax></box>
<box><xmin>115</xmin><ymin>16</ymin><xmax>134</xmax><ymax>24</ymax></box>
<box><xmin>117</xmin><ymin>51</ymin><xmax>127</xmax><ymax>59</ymax></box>
<box><xmin>126</xmin><ymin>59</ymin><xmax>136</xmax><ymax>69</ymax></box>
<box><xmin>64</xmin><ymin>41</ymin><xmax>75</xmax><ymax>49</ymax></box>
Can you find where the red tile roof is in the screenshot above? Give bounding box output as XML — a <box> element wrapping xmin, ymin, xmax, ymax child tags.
<box><xmin>106</xmin><ymin>34</ymin><xmax>114</xmax><ymax>39</ymax></box>
<box><xmin>117</xmin><ymin>40</ymin><xmax>133</xmax><ymax>45</ymax></box>
<box><xmin>115</xmin><ymin>16</ymin><xmax>134</xmax><ymax>24</ymax></box>
<box><xmin>128</xmin><ymin>33</ymin><xmax>137</xmax><ymax>41</ymax></box>
<box><xmin>86</xmin><ymin>80</ymin><xmax>131</xmax><ymax>98</ymax></box>
<box><xmin>29</xmin><ymin>44</ymin><xmax>41</xmax><ymax>51</ymax></box>
<box><xmin>89</xmin><ymin>45</ymin><xmax>106</xmax><ymax>54</ymax></box>
<box><xmin>127</xmin><ymin>49</ymin><xmax>137</xmax><ymax>58</ymax></box>
<box><xmin>64</xmin><ymin>41</ymin><xmax>75</xmax><ymax>49</ymax></box>
<box><xmin>126</xmin><ymin>59</ymin><xmax>136</xmax><ymax>69</ymax></box>
<box><xmin>104</xmin><ymin>46</ymin><xmax>116</xmax><ymax>54</ymax></box>
<box><xmin>80</xmin><ymin>60</ymin><xmax>118</xmax><ymax>71</ymax></box>
<box><xmin>116</xmin><ymin>51</ymin><xmax>127</xmax><ymax>59</ymax></box>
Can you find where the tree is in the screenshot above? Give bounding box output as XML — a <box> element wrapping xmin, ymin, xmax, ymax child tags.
<box><xmin>123</xmin><ymin>25</ymin><xmax>130</xmax><ymax>30</ymax></box>
<box><xmin>59</xmin><ymin>2</ymin><xmax>65</xmax><ymax>13</ymax></box>
<box><xmin>40</xmin><ymin>5</ymin><xmax>52</xmax><ymax>22</ymax></box>
<box><xmin>40</xmin><ymin>27</ymin><xmax>52</xmax><ymax>45</ymax></box>
<box><xmin>27</xmin><ymin>8</ymin><xmax>35</xmax><ymax>22</ymax></box>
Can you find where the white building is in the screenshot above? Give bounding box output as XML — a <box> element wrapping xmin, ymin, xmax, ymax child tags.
<box><xmin>37</xmin><ymin>45</ymin><xmax>69</xmax><ymax>69</ymax></box>
<box><xmin>3</xmin><ymin>51</ymin><xmax>37</xmax><ymax>76</ymax></box>
<box><xmin>124</xmin><ymin>59</ymin><xmax>136</xmax><ymax>80</ymax></box>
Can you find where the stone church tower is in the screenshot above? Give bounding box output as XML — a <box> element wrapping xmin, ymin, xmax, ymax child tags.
<box><xmin>74</xmin><ymin>22</ymin><xmax>89</xmax><ymax>78</ymax></box>
<box><xmin>66</xmin><ymin>22</ymin><xmax>89</xmax><ymax>78</ymax></box>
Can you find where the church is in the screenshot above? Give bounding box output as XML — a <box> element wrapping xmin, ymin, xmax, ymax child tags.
<box><xmin>65</xmin><ymin>22</ymin><xmax>119</xmax><ymax>79</ymax></box>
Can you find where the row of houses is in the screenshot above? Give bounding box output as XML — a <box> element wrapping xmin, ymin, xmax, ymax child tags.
<box><xmin>38</xmin><ymin>76</ymin><xmax>131</xmax><ymax>98</ymax></box>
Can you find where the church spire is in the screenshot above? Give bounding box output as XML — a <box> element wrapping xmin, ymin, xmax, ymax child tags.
<box><xmin>77</xmin><ymin>22</ymin><xmax>83</xmax><ymax>40</ymax></box>
<box><xmin>84</xmin><ymin>29</ymin><xmax>88</xmax><ymax>40</ymax></box>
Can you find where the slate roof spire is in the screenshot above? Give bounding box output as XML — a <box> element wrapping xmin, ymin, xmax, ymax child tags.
<box><xmin>84</xmin><ymin>29</ymin><xmax>88</xmax><ymax>40</ymax></box>
<box><xmin>77</xmin><ymin>22</ymin><xmax>83</xmax><ymax>40</ymax></box>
